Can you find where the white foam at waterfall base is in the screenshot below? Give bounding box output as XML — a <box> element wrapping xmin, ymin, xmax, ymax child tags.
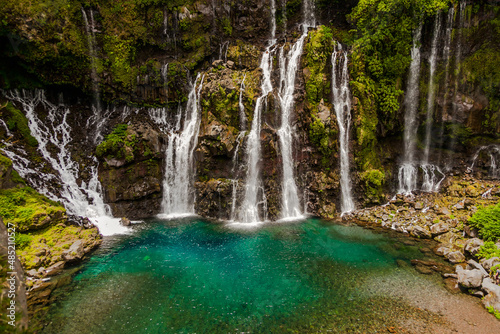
<box><xmin>4</xmin><ymin>89</ymin><xmax>130</xmax><ymax>236</ymax></box>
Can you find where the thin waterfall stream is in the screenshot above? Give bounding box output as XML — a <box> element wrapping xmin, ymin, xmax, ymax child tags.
<box><xmin>332</xmin><ymin>44</ymin><xmax>354</xmax><ymax>213</ymax></box>
<box><xmin>398</xmin><ymin>24</ymin><xmax>422</xmax><ymax>195</ymax></box>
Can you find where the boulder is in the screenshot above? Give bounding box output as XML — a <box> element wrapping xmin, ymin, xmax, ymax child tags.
<box><xmin>62</xmin><ymin>240</ymin><xmax>84</xmax><ymax>262</ymax></box>
<box><xmin>480</xmin><ymin>257</ymin><xmax>500</xmax><ymax>272</ymax></box>
<box><xmin>446</xmin><ymin>250</ymin><xmax>465</xmax><ymax>263</ymax></box>
<box><xmin>410</xmin><ymin>225</ymin><xmax>432</xmax><ymax>239</ymax></box>
<box><xmin>430</xmin><ymin>222</ymin><xmax>449</xmax><ymax>236</ymax></box>
<box><xmin>120</xmin><ymin>217</ymin><xmax>131</xmax><ymax>227</ymax></box>
<box><xmin>434</xmin><ymin>246</ymin><xmax>451</xmax><ymax>257</ymax></box>
<box><xmin>226</xmin><ymin>60</ymin><xmax>235</xmax><ymax>69</ymax></box>
<box><xmin>464</xmin><ymin>238</ymin><xmax>484</xmax><ymax>256</ymax></box>
<box><xmin>438</xmin><ymin>207</ymin><xmax>451</xmax><ymax>216</ymax></box>
<box><xmin>414</xmin><ymin>201</ymin><xmax>424</xmax><ymax>210</ymax></box>
<box><xmin>481</xmin><ymin>278</ymin><xmax>500</xmax><ymax>312</ymax></box>
<box><xmin>466</xmin><ymin>259</ymin><xmax>489</xmax><ymax>278</ymax></box>
<box><xmin>464</xmin><ymin>225</ymin><xmax>479</xmax><ymax>238</ymax></box>
<box><xmin>456</xmin><ymin>266</ymin><xmax>483</xmax><ymax>288</ymax></box>
<box><xmin>44</xmin><ymin>261</ymin><xmax>66</xmax><ymax>277</ymax></box>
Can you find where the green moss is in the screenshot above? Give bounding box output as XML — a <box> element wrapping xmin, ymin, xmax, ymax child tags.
<box><xmin>303</xmin><ymin>26</ymin><xmax>334</xmax><ymax>108</ymax></box>
<box><xmin>3</xmin><ymin>102</ymin><xmax>38</xmax><ymax>146</ymax></box>
<box><xmin>309</xmin><ymin>117</ymin><xmax>335</xmax><ymax>165</ymax></box>
<box><xmin>0</xmin><ymin>187</ymin><xmax>65</xmax><ymax>232</ymax></box>
<box><xmin>96</xmin><ymin>124</ymin><xmax>137</xmax><ymax>162</ymax></box>
<box><xmin>360</xmin><ymin>169</ymin><xmax>386</xmax><ymax>203</ymax></box>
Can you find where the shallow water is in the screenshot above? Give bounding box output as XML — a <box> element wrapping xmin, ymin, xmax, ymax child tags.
<box><xmin>42</xmin><ymin>218</ymin><xmax>449</xmax><ymax>333</ymax></box>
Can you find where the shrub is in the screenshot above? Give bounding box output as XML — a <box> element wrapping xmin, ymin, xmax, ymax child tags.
<box><xmin>468</xmin><ymin>202</ymin><xmax>500</xmax><ymax>241</ymax></box>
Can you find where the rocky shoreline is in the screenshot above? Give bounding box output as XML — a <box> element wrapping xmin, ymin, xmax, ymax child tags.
<box><xmin>349</xmin><ymin>175</ymin><xmax>500</xmax><ymax>318</ymax></box>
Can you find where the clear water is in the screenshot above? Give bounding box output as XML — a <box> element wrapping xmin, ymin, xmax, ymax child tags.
<box><xmin>42</xmin><ymin>219</ymin><xmax>446</xmax><ymax>333</ymax></box>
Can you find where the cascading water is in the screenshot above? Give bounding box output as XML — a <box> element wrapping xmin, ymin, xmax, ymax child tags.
<box><xmin>398</xmin><ymin>24</ymin><xmax>422</xmax><ymax>195</ymax></box>
<box><xmin>448</xmin><ymin>1</ymin><xmax>466</xmax><ymax>158</ymax></box>
<box><xmin>423</xmin><ymin>13</ymin><xmax>441</xmax><ymax>163</ymax></box>
<box><xmin>158</xmin><ymin>74</ymin><xmax>205</xmax><ymax>217</ymax></box>
<box><xmin>331</xmin><ymin>44</ymin><xmax>354</xmax><ymax>214</ymax></box>
<box><xmin>3</xmin><ymin>90</ymin><xmax>128</xmax><ymax>236</ymax></box>
<box><xmin>238</xmin><ymin>0</ymin><xmax>277</xmax><ymax>224</ymax></box>
<box><xmin>421</xmin><ymin>13</ymin><xmax>445</xmax><ymax>193</ymax></box>
<box><xmin>238</xmin><ymin>75</ymin><xmax>247</xmax><ymax>130</ymax></box>
<box><xmin>437</xmin><ymin>6</ymin><xmax>455</xmax><ymax>165</ymax></box>
<box><xmin>469</xmin><ymin>145</ymin><xmax>500</xmax><ymax>179</ymax></box>
<box><xmin>81</xmin><ymin>8</ymin><xmax>105</xmax><ymax>144</ymax></box>
<box><xmin>274</xmin><ymin>0</ymin><xmax>316</xmax><ymax>220</ymax></box>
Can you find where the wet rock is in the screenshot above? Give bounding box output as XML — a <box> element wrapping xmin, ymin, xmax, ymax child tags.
<box><xmin>317</xmin><ymin>99</ymin><xmax>331</xmax><ymax>123</ymax></box>
<box><xmin>415</xmin><ymin>264</ymin><xmax>434</xmax><ymax>275</ymax></box>
<box><xmin>453</xmin><ymin>201</ymin><xmax>465</xmax><ymax>210</ymax></box>
<box><xmin>472</xmin><ymin>290</ymin><xmax>485</xmax><ymax>298</ymax></box>
<box><xmin>438</xmin><ymin>207</ymin><xmax>451</xmax><ymax>216</ymax></box>
<box><xmin>446</xmin><ymin>250</ymin><xmax>465</xmax><ymax>263</ymax></box>
<box><xmin>45</xmin><ymin>261</ymin><xmax>65</xmax><ymax>277</ymax></box>
<box><xmin>466</xmin><ymin>259</ymin><xmax>489</xmax><ymax>278</ymax></box>
<box><xmin>480</xmin><ymin>257</ymin><xmax>500</xmax><ymax>272</ymax></box>
<box><xmin>443</xmin><ymin>278</ymin><xmax>460</xmax><ymax>294</ymax></box>
<box><xmin>120</xmin><ymin>217</ymin><xmax>131</xmax><ymax>227</ymax></box>
<box><xmin>212</xmin><ymin>59</ymin><xmax>223</xmax><ymax>67</ymax></box>
<box><xmin>410</xmin><ymin>225</ymin><xmax>432</xmax><ymax>239</ymax></box>
<box><xmin>414</xmin><ymin>201</ymin><xmax>424</xmax><ymax>210</ymax></box>
<box><xmin>27</xmin><ymin>269</ymin><xmax>39</xmax><ymax>278</ymax></box>
<box><xmin>481</xmin><ymin>278</ymin><xmax>500</xmax><ymax>312</ymax></box>
<box><xmin>456</xmin><ymin>266</ymin><xmax>483</xmax><ymax>288</ymax></box>
<box><xmin>226</xmin><ymin>60</ymin><xmax>235</xmax><ymax>69</ymax></box>
<box><xmin>434</xmin><ymin>246</ymin><xmax>451</xmax><ymax>257</ymax></box>
<box><xmin>62</xmin><ymin>240</ymin><xmax>84</xmax><ymax>262</ymax></box>
<box><xmin>464</xmin><ymin>238</ymin><xmax>484</xmax><ymax>256</ymax></box>
<box><xmin>430</xmin><ymin>222</ymin><xmax>449</xmax><ymax>236</ymax></box>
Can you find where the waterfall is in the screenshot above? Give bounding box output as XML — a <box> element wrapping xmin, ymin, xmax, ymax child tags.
<box><xmin>3</xmin><ymin>90</ymin><xmax>128</xmax><ymax>236</ymax></box>
<box><xmin>273</xmin><ymin>0</ymin><xmax>315</xmax><ymax>220</ymax></box>
<box><xmin>159</xmin><ymin>74</ymin><xmax>205</xmax><ymax>217</ymax></box>
<box><xmin>398</xmin><ymin>24</ymin><xmax>422</xmax><ymax>195</ymax></box>
<box><xmin>468</xmin><ymin>145</ymin><xmax>500</xmax><ymax>178</ymax></box>
<box><xmin>332</xmin><ymin>44</ymin><xmax>355</xmax><ymax>214</ymax></box>
<box><xmin>448</xmin><ymin>1</ymin><xmax>466</xmax><ymax>157</ymax></box>
<box><xmin>238</xmin><ymin>75</ymin><xmax>247</xmax><ymax>130</ymax></box>
<box><xmin>302</xmin><ymin>0</ymin><xmax>316</xmax><ymax>30</ymax></box>
<box><xmin>229</xmin><ymin>132</ymin><xmax>246</xmax><ymax>221</ymax></box>
<box><xmin>420</xmin><ymin>13</ymin><xmax>446</xmax><ymax>193</ymax></box>
<box><xmin>238</xmin><ymin>0</ymin><xmax>277</xmax><ymax>224</ymax></box>
<box><xmin>81</xmin><ymin>8</ymin><xmax>105</xmax><ymax>144</ymax></box>
<box><xmin>423</xmin><ymin>13</ymin><xmax>441</xmax><ymax>163</ymax></box>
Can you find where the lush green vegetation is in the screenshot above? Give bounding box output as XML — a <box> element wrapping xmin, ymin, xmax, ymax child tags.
<box><xmin>0</xmin><ymin>187</ymin><xmax>65</xmax><ymax>232</ymax></box>
<box><xmin>360</xmin><ymin>168</ymin><xmax>386</xmax><ymax>203</ymax></box>
<box><xmin>96</xmin><ymin>124</ymin><xmax>137</xmax><ymax>162</ymax></box>
<box><xmin>477</xmin><ymin>241</ymin><xmax>500</xmax><ymax>259</ymax></box>
<box><xmin>348</xmin><ymin>0</ymin><xmax>450</xmax><ymax>171</ymax></box>
<box><xmin>468</xmin><ymin>201</ymin><xmax>500</xmax><ymax>242</ymax></box>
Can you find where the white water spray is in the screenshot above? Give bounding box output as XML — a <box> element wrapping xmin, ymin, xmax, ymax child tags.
<box><xmin>332</xmin><ymin>44</ymin><xmax>355</xmax><ymax>213</ymax></box>
<box><xmin>398</xmin><ymin>24</ymin><xmax>422</xmax><ymax>195</ymax></box>
<box><xmin>238</xmin><ymin>1</ymin><xmax>277</xmax><ymax>224</ymax></box>
<box><xmin>159</xmin><ymin>74</ymin><xmax>205</xmax><ymax>217</ymax></box>
<box><xmin>4</xmin><ymin>90</ymin><xmax>128</xmax><ymax>236</ymax></box>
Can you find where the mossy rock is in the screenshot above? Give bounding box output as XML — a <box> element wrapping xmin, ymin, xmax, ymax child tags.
<box><xmin>0</xmin><ymin>187</ymin><xmax>66</xmax><ymax>232</ymax></box>
<box><xmin>2</xmin><ymin>102</ymin><xmax>38</xmax><ymax>146</ymax></box>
